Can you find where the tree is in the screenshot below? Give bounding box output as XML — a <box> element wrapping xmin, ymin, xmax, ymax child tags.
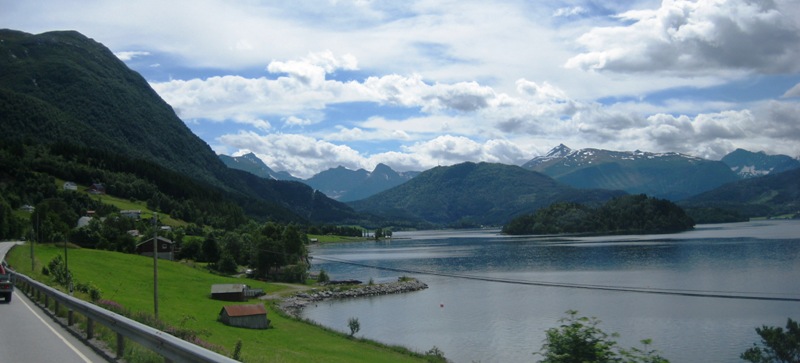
<box><xmin>201</xmin><ymin>234</ymin><xmax>220</xmax><ymax>263</ymax></box>
<box><xmin>741</xmin><ymin>318</ymin><xmax>800</xmax><ymax>363</ymax></box>
<box><xmin>348</xmin><ymin>317</ymin><xmax>360</xmax><ymax>337</ymax></box>
<box><xmin>535</xmin><ymin>310</ymin><xmax>668</xmax><ymax>363</ymax></box>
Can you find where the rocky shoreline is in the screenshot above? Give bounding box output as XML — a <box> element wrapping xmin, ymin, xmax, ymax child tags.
<box><xmin>278</xmin><ymin>278</ymin><xmax>428</xmax><ymax>316</ymax></box>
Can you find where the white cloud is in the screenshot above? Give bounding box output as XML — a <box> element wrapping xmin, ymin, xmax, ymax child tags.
<box><xmin>553</xmin><ymin>6</ymin><xmax>587</xmax><ymax>18</ymax></box>
<box><xmin>284</xmin><ymin>116</ymin><xmax>314</xmax><ymax>127</ymax></box>
<box><xmin>114</xmin><ymin>51</ymin><xmax>150</xmax><ymax>61</ymax></box>
<box><xmin>6</xmin><ymin>0</ymin><xmax>800</xmax><ymax>176</ymax></box>
<box><xmin>566</xmin><ymin>0</ymin><xmax>800</xmax><ymax>75</ymax></box>
<box><xmin>783</xmin><ymin>83</ymin><xmax>800</xmax><ymax>98</ymax></box>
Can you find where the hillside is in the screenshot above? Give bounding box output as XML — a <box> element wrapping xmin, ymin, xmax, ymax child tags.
<box><xmin>503</xmin><ymin>194</ymin><xmax>695</xmax><ymax>235</ymax></box>
<box><xmin>0</xmin><ymin>29</ymin><xmax>357</xmax><ymax>224</ymax></box>
<box><xmin>348</xmin><ymin>162</ymin><xmax>625</xmax><ymax>226</ymax></box>
<box><xmin>681</xmin><ymin>168</ymin><xmax>800</xmax><ymax>219</ymax></box>
<box><xmin>6</xmin><ymin>244</ymin><xmax>427</xmax><ymax>363</ymax></box>
<box><xmin>522</xmin><ymin>144</ymin><xmax>739</xmax><ymax>200</ymax></box>
<box><xmin>721</xmin><ymin>148</ymin><xmax>800</xmax><ymax>179</ymax></box>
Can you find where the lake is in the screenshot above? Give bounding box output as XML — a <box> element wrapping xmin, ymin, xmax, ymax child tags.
<box><xmin>302</xmin><ymin>220</ymin><xmax>800</xmax><ymax>362</ymax></box>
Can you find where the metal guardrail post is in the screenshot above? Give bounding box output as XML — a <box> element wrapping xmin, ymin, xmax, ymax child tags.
<box><xmin>68</xmin><ymin>309</ymin><xmax>74</xmax><ymax>326</ymax></box>
<box><xmin>87</xmin><ymin>318</ymin><xmax>94</xmax><ymax>340</ymax></box>
<box><xmin>117</xmin><ymin>332</ymin><xmax>125</xmax><ymax>358</ymax></box>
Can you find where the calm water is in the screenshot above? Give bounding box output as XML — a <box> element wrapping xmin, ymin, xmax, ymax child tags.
<box><xmin>303</xmin><ymin>221</ymin><xmax>800</xmax><ymax>363</ymax></box>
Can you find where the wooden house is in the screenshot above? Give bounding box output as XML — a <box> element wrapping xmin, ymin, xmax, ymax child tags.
<box><xmin>135</xmin><ymin>236</ymin><xmax>174</xmax><ymax>260</ymax></box>
<box><xmin>218</xmin><ymin>304</ymin><xmax>270</xmax><ymax>329</ymax></box>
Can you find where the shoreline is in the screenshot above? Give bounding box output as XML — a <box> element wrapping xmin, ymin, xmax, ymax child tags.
<box><xmin>277</xmin><ymin>278</ymin><xmax>428</xmax><ymax>317</ymax></box>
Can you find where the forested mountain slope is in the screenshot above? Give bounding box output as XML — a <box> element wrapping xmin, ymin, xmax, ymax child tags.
<box><xmin>349</xmin><ymin>162</ymin><xmax>625</xmax><ymax>226</ymax></box>
<box><xmin>0</xmin><ymin>29</ymin><xmax>357</xmax><ymax>224</ymax></box>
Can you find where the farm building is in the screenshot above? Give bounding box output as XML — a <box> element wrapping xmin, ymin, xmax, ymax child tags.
<box><xmin>218</xmin><ymin>304</ymin><xmax>270</xmax><ymax>329</ymax></box>
<box><xmin>135</xmin><ymin>236</ymin><xmax>174</xmax><ymax>260</ymax></box>
<box><xmin>210</xmin><ymin>284</ymin><xmax>265</xmax><ymax>301</ymax></box>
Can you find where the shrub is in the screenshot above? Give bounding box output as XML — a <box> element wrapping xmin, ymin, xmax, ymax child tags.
<box><xmin>535</xmin><ymin>310</ymin><xmax>668</xmax><ymax>363</ymax></box>
<box><xmin>741</xmin><ymin>318</ymin><xmax>800</xmax><ymax>363</ymax></box>
<box><xmin>348</xmin><ymin>317</ymin><xmax>360</xmax><ymax>337</ymax></box>
<box><xmin>317</xmin><ymin>269</ymin><xmax>329</xmax><ymax>283</ymax></box>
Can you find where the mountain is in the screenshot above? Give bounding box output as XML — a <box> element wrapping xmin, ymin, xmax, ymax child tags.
<box><xmin>305</xmin><ymin>164</ymin><xmax>419</xmax><ymax>202</ymax></box>
<box><xmin>522</xmin><ymin>145</ymin><xmax>739</xmax><ymax>200</ymax></box>
<box><xmin>0</xmin><ymin>29</ymin><xmax>357</xmax><ymax>224</ymax></box>
<box><xmin>348</xmin><ymin>162</ymin><xmax>625</xmax><ymax>226</ymax></box>
<box><xmin>720</xmin><ymin>148</ymin><xmax>800</xmax><ymax>179</ymax></box>
<box><xmin>219</xmin><ymin>153</ymin><xmax>301</xmax><ymax>182</ymax></box>
<box><xmin>681</xmin><ymin>168</ymin><xmax>800</xmax><ymax>218</ymax></box>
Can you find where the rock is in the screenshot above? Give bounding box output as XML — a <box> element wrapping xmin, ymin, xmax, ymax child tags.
<box><xmin>277</xmin><ymin>278</ymin><xmax>428</xmax><ymax>317</ymax></box>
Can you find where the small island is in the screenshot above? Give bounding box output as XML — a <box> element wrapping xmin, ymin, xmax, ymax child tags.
<box><xmin>502</xmin><ymin>194</ymin><xmax>695</xmax><ymax>235</ymax></box>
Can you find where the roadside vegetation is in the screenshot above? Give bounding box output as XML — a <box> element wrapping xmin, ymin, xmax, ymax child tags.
<box><xmin>6</xmin><ymin>243</ymin><xmax>433</xmax><ymax>363</ymax></box>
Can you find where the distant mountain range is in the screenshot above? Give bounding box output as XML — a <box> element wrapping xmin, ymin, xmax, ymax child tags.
<box><xmin>682</xmin><ymin>167</ymin><xmax>800</xmax><ymax>218</ymax></box>
<box><xmin>720</xmin><ymin>148</ymin><xmax>800</xmax><ymax>179</ymax></box>
<box><xmin>219</xmin><ymin>153</ymin><xmax>302</xmax><ymax>182</ymax></box>
<box><xmin>522</xmin><ymin>144</ymin><xmax>798</xmax><ymax>201</ymax></box>
<box><xmin>4</xmin><ymin>28</ymin><xmax>797</xmax><ymax>228</ymax></box>
<box><xmin>220</xmin><ymin>153</ymin><xmax>419</xmax><ymax>202</ymax></box>
<box><xmin>304</xmin><ymin>164</ymin><xmax>419</xmax><ymax>202</ymax></box>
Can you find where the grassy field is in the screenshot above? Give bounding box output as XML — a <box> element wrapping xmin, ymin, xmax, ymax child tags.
<box><xmin>7</xmin><ymin>243</ymin><xmax>429</xmax><ymax>363</ymax></box>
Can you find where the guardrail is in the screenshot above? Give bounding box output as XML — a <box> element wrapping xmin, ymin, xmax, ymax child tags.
<box><xmin>13</xmin><ymin>271</ymin><xmax>239</xmax><ymax>363</ymax></box>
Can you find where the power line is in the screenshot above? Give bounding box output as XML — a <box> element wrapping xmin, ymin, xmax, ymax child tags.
<box><xmin>312</xmin><ymin>255</ymin><xmax>800</xmax><ymax>302</ymax></box>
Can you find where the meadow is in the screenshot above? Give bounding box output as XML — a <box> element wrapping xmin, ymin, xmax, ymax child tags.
<box><xmin>7</xmin><ymin>243</ymin><xmax>429</xmax><ymax>363</ymax></box>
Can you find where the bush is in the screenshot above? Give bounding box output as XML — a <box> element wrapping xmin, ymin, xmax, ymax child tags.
<box><xmin>317</xmin><ymin>269</ymin><xmax>330</xmax><ymax>283</ymax></box>
<box><xmin>348</xmin><ymin>317</ymin><xmax>360</xmax><ymax>337</ymax></box>
<box><xmin>535</xmin><ymin>310</ymin><xmax>668</xmax><ymax>363</ymax></box>
<box><xmin>741</xmin><ymin>318</ymin><xmax>800</xmax><ymax>363</ymax></box>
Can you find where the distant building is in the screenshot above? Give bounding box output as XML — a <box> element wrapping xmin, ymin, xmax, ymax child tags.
<box><xmin>210</xmin><ymin>284</ymin><xmax>264</xmax><ymax>301</ymax></box>
<box><xmin>135</xmin><ymin>236</ymin><xmax>174</xmax><ymax>260</ymax></box>
<box><xmin>76</xmin><ymin>216</ymin><xmax>93</xmax><ymax>228</ymax></box>
<box><xmin>120</xmin><ymin>210</ymin><xmax>142</xmax><ymax>219</ymax></box>
<box><xmin>20</xmin><ymin>205</ymin><xmax>35</xmax><ymax>213</ymax></box>
<box><xmin>88</xmin><ymin>183</ymin><xmax>105</xmax><ymax>194</ymax></box>
<box><xmin>218</xmin><ymin>304</ymin><xmax>270</xmax><ymax>329</ymax></box>
<box><xmin>63</xmin><ymin>181</ymin><xmax>78</xmax><ymax>191</ymax></box>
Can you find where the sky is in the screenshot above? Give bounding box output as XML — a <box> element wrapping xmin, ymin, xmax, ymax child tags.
<box><xmin>3</xmin><ymin>0</ymin><xmax>800</xmax><ymax>178</ymax></box>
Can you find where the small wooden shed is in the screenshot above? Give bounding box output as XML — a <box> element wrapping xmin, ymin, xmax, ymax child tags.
<box><xmin>211</xmin><ymin>284</ymin><xmax>247</xmax><ymax>301</ymax></box>
<box><xmin>135</xmin><ymin>236</ymin><xmax>174</xmax><ymax>260</ymax></box>
<box><xmin>218</xmin><ymin>304</ymin><xmax>270</xmax><ymax>329</ymax></box>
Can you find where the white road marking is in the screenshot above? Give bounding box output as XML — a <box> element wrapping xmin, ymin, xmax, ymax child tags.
<box><xmin>16</xmin><ymin>291</ymin><xmax>94</xmax><ymax>363</ymax></box>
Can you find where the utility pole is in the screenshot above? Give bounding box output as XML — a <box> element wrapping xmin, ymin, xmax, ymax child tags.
<box><xmin>31</xmin><ymin>214</ymin><xmax>37</xmax><ymax>271</ymax></box>
<box><xmin>153</xmin><ymin>212</ymin><xmax>159</xmax><ymax>320</ymax></box>
<box><xmin>65</xmin><ymin>234</ymin><xmax>71</xmax><ymax>294</ymax></box>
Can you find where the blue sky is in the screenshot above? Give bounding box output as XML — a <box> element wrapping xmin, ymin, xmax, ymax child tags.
<box><xmin>4</xmin><ymin>0</ymin><xmax>800</xmax><ymax>178</ymax></box>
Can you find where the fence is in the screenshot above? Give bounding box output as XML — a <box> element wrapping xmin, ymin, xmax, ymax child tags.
<box><xmin>13</xmin><ymin>272</ymin><xmax>239</xmax><ymax>363</ymax></box>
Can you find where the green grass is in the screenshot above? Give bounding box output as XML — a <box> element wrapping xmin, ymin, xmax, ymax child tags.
<box><xmin>7</xmin><ymin>243</ymin><xmax>427</xmax><ymax>363</ymax></box>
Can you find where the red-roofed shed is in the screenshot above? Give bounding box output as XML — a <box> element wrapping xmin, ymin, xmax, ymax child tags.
<box><xmin>218</xmin><ymin>304</ymin><xmax>270</xmax><ymax>329</ymax></box>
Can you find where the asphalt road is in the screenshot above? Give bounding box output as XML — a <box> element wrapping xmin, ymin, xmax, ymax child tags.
<box><xmin>0</xmin><ymin>241</ymin><xmax>109</xmax><ymax>363</ymax></box>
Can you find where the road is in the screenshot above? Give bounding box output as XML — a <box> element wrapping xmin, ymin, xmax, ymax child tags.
<box><xmin>0</xmin><ymin>241</ymin><xmax>109</xmax><ymax>363</ymax></box>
